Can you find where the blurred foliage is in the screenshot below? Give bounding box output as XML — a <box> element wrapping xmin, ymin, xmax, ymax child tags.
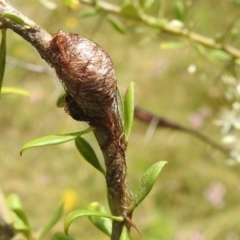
<box><xmin>2</xmin><ymin>0</ymin><xmax>240</xmax><ymax>239</ymax></box>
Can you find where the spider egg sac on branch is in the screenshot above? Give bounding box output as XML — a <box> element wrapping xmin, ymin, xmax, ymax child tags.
<box><xmin>46</xmin><ymin>30</ymin><xmax>117</xmax><ymax>122</ymax></box>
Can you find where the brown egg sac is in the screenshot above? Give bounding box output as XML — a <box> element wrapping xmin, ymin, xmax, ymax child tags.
<box><xmin>47</xmin><ymin>30</ymin><xmax>117</xmax><ymax>119</ymax></box>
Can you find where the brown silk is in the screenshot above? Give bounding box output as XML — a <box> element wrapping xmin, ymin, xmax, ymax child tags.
<box><xmin>47</xmin><ymin>30</ymin><xmax>117</xmax><ymax>120</ymax></box>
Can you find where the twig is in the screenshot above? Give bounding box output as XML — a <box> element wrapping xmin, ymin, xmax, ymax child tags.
<box><xmin>80</xmin><ymin>0</ymin><xmax>240</xmax><ymax>59</ymax></box>
<box><xmin>0</xmin><ymin>1</ymin><xmax>52</xmax><ymax>59</ymax></box>
<box><xmin>221</xmin><ymin>13</ymin><xmax>240</xmax><ymax>46</ymax></box>
<box><xmin>6</xmin><ymin>56</ymin><xmax>53</xmax><ymax>75</ymax></box>
<box><xmin>134</xmin><ymin>106</ymin><xmax>230</xmax><ymax>156</ymax></box>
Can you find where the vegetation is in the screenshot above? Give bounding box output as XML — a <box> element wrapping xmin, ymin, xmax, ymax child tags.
<box><xmin>1</xmin><ymin>0</ymin><xmax>240</xmax><ymax>240</ymax></box>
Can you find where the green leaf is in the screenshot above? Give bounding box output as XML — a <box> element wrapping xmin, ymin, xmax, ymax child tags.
<box><xmin>174</xmin><ymin>0</ymin><xmax>185</xmax><ymax>21</ymax></box>
<box><xmin>229</xmin><ymin>28</ymin><xmax>239</xmax><ymax>43</ymax></box>
<box><xmin>132</xmin><ymin>161</ymin><xmax>167</xmax><ymax>209</ymax></box>
<box><xmin>0</xmin><ymin>189</ymin><xmax>14</xmax><ymax>227</ymax></box>
<box><xmin>2</xmin><ymin>13</ymin><xmax>34</xmax><ymax>27</ymax></box>
<box><xmin>160</xmin><ymin>41</ymin><xmax>186</xmax><ymax>49</ymax></box>
<box><xmin>149</xmin><ymin>19</ymin><xmax>168</xmax><ymax>28</ymax></box>
<box><xmin>139</xmin><ymin>0</ymin><xmax>155</xmax><ymax>10</ymax></box>
<box><xmin>0</xmin><ymin>29</ymin><xmax>7</xmax><ymax>95</ymax></box>
<box><xmin>88</xmin><ymin>202</ymin><xmax>112</xmax><ymax>236</ymax></box>
<box><xmin>52</xmin><ymin>232</ymin><xmax>76</xmax><ymax>240</ymax></box>
<box><xmin>107</xmin><ymin>16</ymin><xmax>126</xmax><ymax>34</ymax></box>
<box><xmin>138</xmin><ymin>32</ymin><xmax>158</xmax><ymax>47</ymax></box>
<box><xmin>195</xmin><ymin>44</ymin><xmax>232</xmax><ymax>63</ymax></box>
<box><xmin>120</xmin><ymin>226</ymin><xmax>131</xmax><ymax>240</ymax></box>
<box><xmin>79</xmin><ymin>8</ymin><xmax>100</xmax><ymax>18</ymax></box>
<box><xmin>75</xmin><ymin>136</ymin><xmax>105</xmax><ymax>175</ymax></box>
<box><xmin>124</xmin><ymin>82</ymin><xmax>135</xmax><ymax>140</ymax></box>
<box><xmin>38</xmin><ymin>0</ymin><xmax>57</xmax><ymax>9</ymax></box>
<box><xmin>209</xmin><ymin>49</ymin><xmax>232</xmax><ymax>62</ymax></box>
<box><xmin>1</xmin><ymin>87</ymin><xmax>30</xmax><ymax>97</ymax></box>
<box><xmin>56</xmin><ymin>91</ymin><xmax>65</xmax><ymax>108</ymax></box>
<box><xmin>6</xmin><ymin>194</ymin><xmax>31</xmax><ymax>237</ymax></box>
<box><xmin>39</xmin><ymin>203</ymin><xmax>65</xmax><ymax>240</ymax></box>
<box><xmin>7</xmin><ymin>194</ymin><xmax>29</xmax><ymax>227</ymax></box>
<box><xmin>121</xmin><ymin>3</ymin><xmax>141</xmax><ymax>20</ymax></box>
<box><xmin>10</xmin><ymin>213</ymin><xmax>30</xmax><ymax>237</ymax></box>
<box><xmin>20</xmin><ymin>128</ymin><xmax>94</xmax><ymax>155</ymax></box>
<box><xmin>64</xmin><ymin>209</ymin><xmax>123</xmax><ymax>235</ymax></box>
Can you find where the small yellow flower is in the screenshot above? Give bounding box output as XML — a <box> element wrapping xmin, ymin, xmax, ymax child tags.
<box><xmin>61</xmin><ymin>189</ymin><xmax>79</xmax><ymax>212</ymax></box>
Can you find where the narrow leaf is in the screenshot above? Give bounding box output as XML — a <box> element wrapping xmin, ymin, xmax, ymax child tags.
<box><xmin>1</xmin><ymin>87</ymin><xmax>30</xmax><ymax>97</ymax></box>
<box><xmin>52</xmin><ymin>232</ymin><xmax>75</xmax><ymax>240</ymax></box>
<box><xmin>138</xmin><ymin>32</ymin><xmax>158</xmax><ymax>47</ymax></box>
<box><xmin>121</xmin><ymin>3</ymin><xmax>141</xmax><ymax>20</ymax></box>
<box><xmin>149</xmin><ymin>19</ymin><xmax>168</xmax><ymax>28</ymax></box>
<box><xmin>209</xmin><ymin>49</ymin><xmax>232</xmax><ymax>62</ymax></box>
<box><xmin>20</xmin><ymin>128</ymin><xmax>94</xmax><ymax>155</ymax></box>
<box><xmin>79</xmin><ymin>8</ymin><xmax>100</xmax><ymax>18</ymax></box>
<box><xmin>0</xmin><ymin>29</ymin><xmax>7</xmax><ymax>95</ymax></box>
<box><xmin>6</xmin><ymin>194</ymin><xmax>31</xmax><ymax>237</ymax></box>
<box><xmin>195</xmin><ymin>44</ymin><xmax>232</xmax><ymax>63</ymax></box>
<box><xmin>160</xmin><ymin>41</ymin><xmax>186</xmax><ymax>49</ymax></box>
<box><xmin>0</xmin><ymin>189</ymin><xmax>14</xmax><ymax>226</ymax></box>
<box><xmin>75</xmin><ymin>136</ymin><xmax>105</xmax><ymax>175</ymax></box>
<box><xmin>174</xmin><ymin>0</ymin><xmax>185</xmax><ymax>21</ymax></box>
<box><xmin>229</xmin><ymin>28</ymin><xmax>239</xmax><ymax>43</ymax></box>
<box><xmin>139</xmin><ymin>0</ymin><xmax>155</xmax><ymax>10</ymax></box>
<box><xmin>7</xmin><ymin>194</ymin><xmax>29</xmax><ymax>227</ymax></box>
<box><xmin>39</xmin><ymin>203</ymin><xmax>65</xmax><ymax>240</ymax></box>
<box><xmin>124</xmin><ymin>82</ymin><xmax>135</xmax><ymax>140</ymax></box>
<box><xmin>107</xmin><ymin>16</ymin><xmax>126</xmax><ymax>34</ymax></box>
<box><xmin>88</xmin><ymin>202</ymin><xmax>112</xmax><ymax>236</ymax></box>
<box><xmin>132</xmin><ymin>161</ymin><xmax>167</xmax><ymax>209</ymax></box>
<box><xmin>38</xmin><ymin>0</ymin><xmax>57</xmax><ymax>9</ymax></box>
<box><xmin>64</xmin><ymin>209</ymin><xmax>123</xmax><ymax>235</ymax></box>
<box><xmin>10</xmin><ymin>213</ymin><xmax>30</xmax><ymax>237</ymax></box>
<box><xmin>2</xmin><ymin>13</ymin><xmax>34</xmax><ymax>27</ymax></box>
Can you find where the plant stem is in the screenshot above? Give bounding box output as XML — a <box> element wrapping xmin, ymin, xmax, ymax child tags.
<box><xmin>0</xmin><ymin>0</ymin><xmax>52</xmax><ymax>61</ymax></box>
<box><xmin>80</xmin><ymin>0</ymin><xmax>240</xmax><ymax>59</ymax></box>
<box><xmin>92</xmin><ymin>96</ymin><xmax>133</xmax><ymax>239</ymax></box>
<box><xmin>134</xmin><ymin>106</ymin><xmax>230</xmax><ymax>156</ymax></box>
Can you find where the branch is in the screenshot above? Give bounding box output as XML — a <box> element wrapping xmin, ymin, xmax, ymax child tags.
<box><xmin>80</xmin><ymin>0</ymin><xmax>240</xmax><ymax>59</ymax></box>
<box><xmin>0</xmin><ymin>1</ymin><xmax>52</xmax><ymax>60</ymax></box>
<box><xmin>134</xmin><ymin>106</ymin><xmax>230</xmax><ymax>156</ymax></box>
<box><xmin>6</xmin><ymin>56</ymin><xmax>53</xmax><ymax>75</ymax></box>
<box><xmin>0</xmin><ymin>1</ymin><xmax>133</xmax><ymax>239</ymax></box>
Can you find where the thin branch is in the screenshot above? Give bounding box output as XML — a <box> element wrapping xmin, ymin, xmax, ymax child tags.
<box><xmin>221</xmin><ymin>13</ymin><xmax>240</xmax><ymax>46</ymax></box>
<box><xmin>134</xmin><ymin>106</ymin><xmax>230</xmax><ymax>156</ymax></box>
<box><xmin>80</xmin><ymin>0</ymin><xmax>240</xmax><ymax>59</ymax></box>
<box><xmin>0</xmin><ymin>0</ymin><xmax>52</xmax><ymax>59</ymax></box>
<box><xmin>6</xmin><ymin>56</ymin><xmax>53</xmax><ymax>75</ymax></box>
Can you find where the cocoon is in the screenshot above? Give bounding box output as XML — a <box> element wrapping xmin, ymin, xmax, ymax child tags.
<box><xmin>47</xmin><ymin>30</ymin><xmax>117</xmax><ymax>121</ymax></box>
